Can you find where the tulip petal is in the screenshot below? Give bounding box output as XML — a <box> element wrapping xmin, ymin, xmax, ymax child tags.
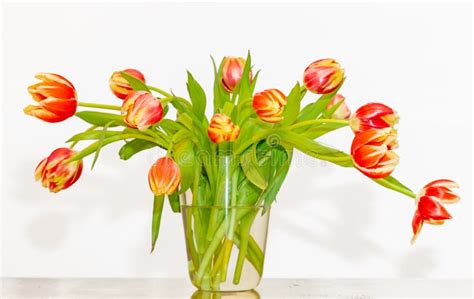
<box><xmin>418</xmin><ymin>196</ymin><xmax>452</xmax><ymax>221</ymax></box>
<box><xmin>424</xmin><ymin>179</ymin><xmax>459</xmax><ymax>190</ymax></box>
<box><xmin>424</xmin><ymin>187</ymin><xmax>460</xmax><ymax>204</ymax></box>
<box><xmin>411</xmin><ymin>209</ymin><xmax>424</xmax><ymax>244</ymax></box>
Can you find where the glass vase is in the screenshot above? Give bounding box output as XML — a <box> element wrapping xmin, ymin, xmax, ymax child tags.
<box><xmin>180</xmin><ymin>154</ymin><xmax>271</xmax><ymax>292</ymax></box>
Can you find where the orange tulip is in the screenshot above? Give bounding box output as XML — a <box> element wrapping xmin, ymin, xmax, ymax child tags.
<box><xmin>252</xmin><ymin>89</ymin><xmax>287</xmax><ymax>123</ymax></box>
<box><xmin>303</xmin><ymin>59</ymin><xmax>344</xmax><ymax>94</ymax></box>
<box><xmin>121</xmin><ymin>91</ymin><xmax>163</xmax><ymax>131</ymax></box>
<box><xmin>207</xmin><ymin>114</ymin><xmax>240</xmax><ymax>143</ymax></box>
<box><xmin>349</xmin><ymin>102</ymin><xmax>399</xmax><ymax>133</ymax></box>
<box><xmin>109</xmin><ymin>68</ymin><xmax>146</xmax><ymax>99</ymax></box>
<box><xmin>221</xmin><ymin>57</ymin><xmax>252</xmax><ymax>93</ymax></box>
<box><xmin>411</xmin><ymin>180</ymin><xmax>460</xmax><ymax>244</ymax></box>
<box><xmin>326</xmin><ymin>94</ymin><xmax>351</xmax><ymax>120</ymax></box>
<box><xmin>24</xmin><ymin>73</ymin><xmax>77</xmax><ymax>123</ymax></box>
<box><xmin>35</xmin><ymin>148</ymin><xmax>83</xmax><ymax>193</ymax></box>
<box><xmin>351</xmin><ymin>128</ymin><xmax>399</xmax><ymax>179</ymax></box>
<box><xmin>148</xmin><ymin>157</ymin><xmax>181</xmax><ymax>196</ymax></box>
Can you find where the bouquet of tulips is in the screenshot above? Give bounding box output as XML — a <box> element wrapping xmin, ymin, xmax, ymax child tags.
<box><xmin>25</xmin><ymin>53</ymin><xmax>460</xmax><ymax>291</ymax></box>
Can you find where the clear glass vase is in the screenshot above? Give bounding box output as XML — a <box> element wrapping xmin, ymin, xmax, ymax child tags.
<box><xmin>180</xmin><ymin>154</ymin><xmax>271</xmax><ymax>292</ymax></box>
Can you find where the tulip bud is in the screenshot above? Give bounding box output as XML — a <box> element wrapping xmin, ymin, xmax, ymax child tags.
<box><xmin>35</xmin><ymin>148</ymin><xmax>83</xmax><ymax>193</ymax></box>
<box><xmin>326</xmin><ymin>94</ymin><xmax>351</xmax><ymax>120</ymax></box>
<box><xmin>252</xmin><ymin>89</ymin><xmax>287</xmax><ymax>123</ymax></box>
<box><xmin>121</xmin><ymin>91</ymin><xmax>163</xmax><ymax>131</ymax></box>
<box><xmin>207</xmin><ymin>114</ymin><xmax>240</xmax><ymax>143</ymax></box>
<box><xmin>303</xmin><ymin>59</ymin><xmax>344</xmax><ymax>94</ymax></box>
<box><xmin>24</xmin><ymin>73</ymin><xmax>77</xmax><ymax>123</ymax></box>
<box><xmin>351</xmin><ymin>128</ymin><xmax>399</xmax><ymax>179</ymax></box>
<box><xmin>349</xmin><ymin>102</ymin><xmax>399</xmax><ymax>133</ymax></box>
<box><xmin>221</xmin><ymin>57</ymin><xmax>252</xmax><ymax>93</ymax></box>
<box><xmin>411</xmin><ymin>180</ymin><xmax>460</xmax><ymax>244</ymax></box>
<box><xmin>109</xmin><ymin>68</ymin><xmax>146</xmax><ymax>100</ymax></box>
<box><xmin>148</xmin><ymin>157</ymin><xmax>181</xmax><ymax>196</ymax></box>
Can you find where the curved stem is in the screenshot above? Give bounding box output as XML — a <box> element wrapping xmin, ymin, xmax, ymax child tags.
<box><xmin>77</xmin><ymin>102</ymin><xmax>121</xmax><ymax>111</ymax></box>
<box><xmin>373</xmin><ymin>178</ymin><xmax>417</xmax><ymax>199</ymax></box>
<box><xmin>147</xmin><ymin>85</ymin><xmax>172</xmax><ymax>98</ymax></box>
<box><xmin>289</xmin><ymin>118</ymin><xmax>349</xmax><ymax>130</ymax></box>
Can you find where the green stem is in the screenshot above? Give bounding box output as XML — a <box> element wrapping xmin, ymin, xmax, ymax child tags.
<box><xmin>77</xmin><ymin>102</ymin><xmax>121</xmax><ymax>111</ymax></box>
<box><xmin>373</xmin><ymin>178</ymin><xmax>417</xmax><ymax>198</ymax></box>
<box><xmin>147</xmin><ymin>85</ymin><xmax>172</xmax><ymax>98</ymax></box>
<box><xmin>289</xmin><ymin>118</ymin><xmax>349</xmax><ymax>131</ymax></box>
<box><xmin>233</xmin><ymin>210</ymin><xmax>258</xmax><ymax>284</ymax></box>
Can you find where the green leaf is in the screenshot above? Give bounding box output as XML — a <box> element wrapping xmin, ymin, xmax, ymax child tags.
<box><xmin>240</xmin><ymin>144</ymin><xmax>268</xmax><ymax>190</ymax></box>
<box><xmin>186</xmin><ymin>71</ymin><xmax>207</xmax><ymax>119</ymax></box>
<box><xmin>172</xmin><ymin>138</ymin><xmax>196</xmax><ymax>193</ymax></box>
<box><xmin>121</xmin><ymin>71</ymin><xmax>150</xmax><ymax>92</ymax></box>
<box><xmin>238</xmin><ymin>51</ymin><xmax>253</xmax><ymax>101</ymax></box>
<box><xmin>323</xmin><ymin>96</ymin><xmax>345</xmax><ymax>119</ymax></box>
<box><xmin>280</xmin><ymin>83</ymin><xmax>302</xmax><ymax>126</ymax></box>
<box><xmin>75</xmin><ymin>111</ymin><xmax>124</xmax><ymax>127</ymax></box>
<box><xmin>280</xmin><ymin>130</ymin><xmax>353</xmax><ymax>167</ymax></box>
<box><xmin>168</xmin><ymin>192</ymin><xmax>181</xmax><ymax>213</ymax></box>
<box><xmin>211</xmin><ymin>56</ymin><xmax>230</xmax><ymax>113</ymax></box>
<box><xmin>91</xmin><ymin>121</ymin><xmax>115</xmax><ymax>170</ymax></box>
<box><xmin>297</xmin><ymin>78</ymin><xmax>344</xmax><ymax>124</ymax></box>
<box><xmin>119</xmin><ymin>139</ymin><xmax>157</xmax><ymax>160</ymax></box>
<box><xmin>151</xmin><ymin>195</ymin><xmax>165</xmax><ymax>253</ymax></box>
<box><xmin>67</xmin><ymin>130</ymin><xmax>122</xmax><ymax>142</ymax></box>
<box><xmin>302</xmin><ymin>122</ymin><xmax>348</xmax><ymax>139</ymax></box>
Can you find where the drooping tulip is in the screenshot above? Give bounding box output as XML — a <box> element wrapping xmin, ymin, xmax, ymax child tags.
<box><xmin>121</xmin><ymin>91</ymin><xmax>163</xmax><ymax>131</ymax></box>
<box><xmin>326</xmin><ymin>94</ymin><xmax>351</xmax><ymax>120</ymax></box>
<box><xmin>109</xmin><ymin>68</ymin><xmax>146</xmax><ymax>99</ymax></box>
<box><xmin>207</xmin><ymin>114</ymin><xmax>240</xmax><ymax>143</ymax></box>
<box><xmin>411</xmin><ymin>180</ymin><xmax>460</xmax><ymax>244</ymax></box>
<box><xmin>221</xmin><ymin>57</ymin><xmax>252</xmax><ymax>93</ymax></box>
<box><xmin>303</xmin><ymin>59</ymin><xmax>344</xmax><ymax>94</ymax></box>
<box><xmin>351</xmin><ymin>128</ymin><xmax>399</xmax><ymax>179</ymax></box>
<box><xmin>349</xmin><ymin>102</ymin><xmax>399</xmax><ymax>133</ymax></box>
<box><xmin>148</xmin><ymin>157</ymin><xmax>181</xmax><ymax>196</ymax></box>
<box><xmin>252</xmin><ymin>88</ymin><xmax>287</xmax><ymax>123</ymax></box>
<box><xmin>35</xmin><ymin>148</ymin><xmax>83</xmax><ymax>193</ymax></box>
<box><xmin>24</xmin><ymin>73</ymin><xmax>77</xmax><ymax>123</ymax></box>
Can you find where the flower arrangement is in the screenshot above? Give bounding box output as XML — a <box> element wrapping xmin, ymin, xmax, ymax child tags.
<box><xmin>25</xmin><ymin>53</ymin><xmax>460</xmax><ymax>291</ymax></box>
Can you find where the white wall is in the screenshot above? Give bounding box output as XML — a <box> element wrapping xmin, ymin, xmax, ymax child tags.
<box><xmin>1</xmin><ymin>2</ymin><xmax>472</xmax><ymax>278</ymax></box>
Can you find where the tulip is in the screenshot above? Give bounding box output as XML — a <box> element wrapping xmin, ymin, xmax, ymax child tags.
<box><xmin>148</xmin><ymin>157</ymin><xmax>181</xmax><ymax>196</ymax></box>
<box><xmin>411</xmin><ymin>180</ymin><xmax>460</xmax><ymax>244</ymax></box>
<box><xmin>326</xmin><ymin>94</ymin><xmax>351</xmax><ymax>120</ymax></box>
<box><xmin>349</xmin><ymin>102</ymin><xmax>399</xmax><ymax>133</ymax></box>
<box><xmin>121</xmin><ymin>91</ymin><xmax>163</xmax><ymax>131</ymax></box>
<box><xmin>208</xmin><ymin>114</ymin><xmax>240</xmax><ymax>143</ymax></box>
<box><xmin>351</xmin><ymin>128</ymin><xmax>399</xmax><ymax>179</ymax></box>
<box><xmin>35</xmin><ymin>148</ymin><xmax>83</xmax><ymax>193</ymax></box>
<box><xmin>109</xmin><ymin>68</ymin><xmax>146</xmax><ymax>99</ymax></box>
<box><xmin>24</xmin><ymin>73</ymin><xmax>77</xmax><ymax>123</ymax></box>
<box><xmin>303</xmin><ymin>59</ymin><xmax>344</xmax><ymax>94</ymax></box>
<box><xmin>253</xmin><ymin>88</ymin><xmax>287</xmax><ymax>123</ymax></box>
<box><xmin>221</xmin><ymin>57</ymin><xmax>252</xmax><ymax>93</ymax></box>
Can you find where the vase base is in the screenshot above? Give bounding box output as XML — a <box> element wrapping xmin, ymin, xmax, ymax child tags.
<box><xmin>191</xmin><ymin>289</ymin><xmax>260</xmax><ymax>298</ymax></box>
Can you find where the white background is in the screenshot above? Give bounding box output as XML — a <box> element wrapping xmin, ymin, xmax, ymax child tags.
<box><xmin>1</xmin><ymin>2</ymin><xmax>472</xmax><ymax>278</ymax></box>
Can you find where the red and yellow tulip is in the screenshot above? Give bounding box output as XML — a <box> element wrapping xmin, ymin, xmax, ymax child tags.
<box><xmin>121</xmin><ymin>91</ymin><xmax>163</xmax><ymax>131</ymax></box>
<box><xmin>148</xmin><ymin>157</ymin><xmax>181</xmax><ymax>196</ymax></box>
<box><xmin>207</xmin><ymin>114</ymin><xmax>240</xmax><ymax>143</ymax></box>
<box><xmin>109</xmin><ymin>68</ymin><xmax>146</xmax><ymax>100</ymax></box>
<box><xmin>35</xmin><ymin>148</ymin><xmax>83</xmax><ymax>193</ymax></box>
<box><xmin>351</xmin><ymin>128</ymin><xmax>399</xmax><ymax>179</ymax></box>
<box><xmin>326</xmin><ymin>94</ymin><xmax>351</xmax><ymax>120</ymax></box>
<box><xmin>24</xmin><ymin>73</ymin><xmax>77</xmax><ymax>123</ymax></box>
<box><xmin>221</xmin><ymin>57</ymin><xmax>252</xmax><ymax>93</ymax></box>
<box><xmin>252</xmin><ymin>89</ymin><xmax>287</xmax><ymax>123</ymax></box>
<box><xmin>411</xmin><ymin>180</ymin><xmax>460</xmax><ymax>244</ymax></box>
<box><xmin>303</xmin><ymin>59</ymin><xmax>344</xmax><ymax>94</ymax></box>
<box><xmin>350</xmin><ymin>102</ymin><xmax>399</xmax><ymax>133</ymax></box>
